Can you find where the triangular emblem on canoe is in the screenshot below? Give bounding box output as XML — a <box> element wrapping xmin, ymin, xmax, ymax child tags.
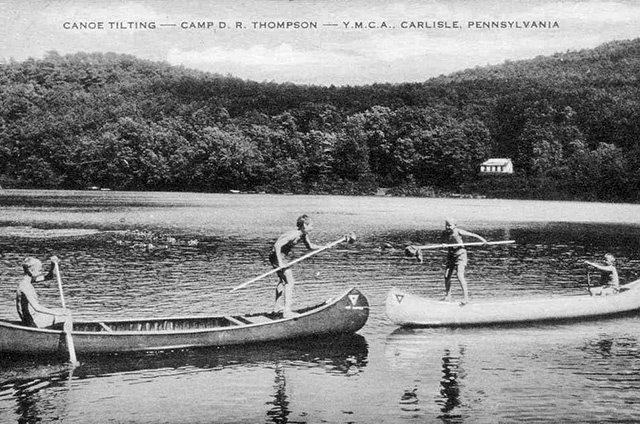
<box><xmin>395</xmin><ymin>294</ymin><xmax>404</xmax><ymax>304</ymax></box>
<box><xmin>349</xmin><ymin>294</ymin><xmax>359</xmax><ymax>305</ymax></box>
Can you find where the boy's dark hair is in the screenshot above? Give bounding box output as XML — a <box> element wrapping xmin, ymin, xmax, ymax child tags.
<box><xmin>296</xmin><ymin>214</ymin><xmax>311</xmax><ymax>229</ymax></box>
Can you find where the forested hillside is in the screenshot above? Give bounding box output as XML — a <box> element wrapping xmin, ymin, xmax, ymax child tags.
<box><xmin>1</xmin><ymin>38</ymin><xmax>639</xmax><ymax>201</ymax></box>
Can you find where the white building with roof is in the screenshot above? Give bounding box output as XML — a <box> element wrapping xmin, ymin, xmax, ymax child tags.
<box><xmin>480</xmin><ymin>158</ymin><xmax>514</xmax><ymax>174</ymax></box>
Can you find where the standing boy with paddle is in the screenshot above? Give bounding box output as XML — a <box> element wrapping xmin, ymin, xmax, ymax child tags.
<box><xmin>270</xmin><ymin>214</ymin><xmax>326</xmax><ymax>318</ymax></box>
<box><xmin>16</xmin><ymin>256</ymin><xmax>71</xmax><ymax>328</ymax></box>
<box><xmin>441</xmin><ymin>218</ymin><xmax>487</xmax><ymax>305</ymax></box>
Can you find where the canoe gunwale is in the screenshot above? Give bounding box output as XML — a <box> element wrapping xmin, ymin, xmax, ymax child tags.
<box><xmin>394</xmin><ymin>308</ymin><xmax>640</xmax><ymax>329</ymax></box>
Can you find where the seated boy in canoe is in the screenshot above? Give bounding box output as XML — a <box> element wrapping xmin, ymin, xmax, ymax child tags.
<box><xmin>16</xmin><ymin>256</ymin><xmax>72</xmax><ymax>328</ymax></box>
<box><xmin>585</xmin><ymin>253</ymin><xmax>620</xmax><ymax>295</ymax></box>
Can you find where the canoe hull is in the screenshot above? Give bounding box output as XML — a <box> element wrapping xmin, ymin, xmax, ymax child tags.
<box><xmin>0</xmin><ymin>287</ymin><xmax>369</xmax><ymax>355</ymax></box>
<box><xmin>386</xmin><ymin>280</ymin><xmax>640</xmax><ymax>327</ymax></box>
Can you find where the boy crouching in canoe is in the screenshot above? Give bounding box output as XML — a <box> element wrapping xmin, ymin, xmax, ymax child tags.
<box><xmin>16</xmin><ymin>256</ymin><xmax>72</xmax><ymax>328</ymax></box>
<box><xmin>585</xmin><ymin>254</ymin><xmax>620</xmax><ymax>295</ymax></box>
<box><xmin>270</xmin><ymin>214</ymin><xmax>326</xmax><ymax>318</ymax></box>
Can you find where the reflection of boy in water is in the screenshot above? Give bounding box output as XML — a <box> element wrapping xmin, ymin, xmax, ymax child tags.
<box><xmin>441</xmin><ymin>218</ymin><xmax>486</xmax><ymax>305</ymax></box>
<box><xmin>439</xmin><ymin>347</ymin><xmax>465</xmax><ymax>415</ymax></box>
<box><xmin>585</xmin><ymin>254</ymin><xmax>620</xmax><ymax>295</ymax></box>
<box><xmin>269</xmin><ymin>215</ymin><xmax>325</xmax><ymax>318</ymax></box>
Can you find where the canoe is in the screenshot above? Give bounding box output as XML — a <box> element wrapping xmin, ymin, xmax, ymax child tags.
<box><xmin>0</xmin><ymin>287</ymin><xmax>369</xmax><ymax>356</ymax></box>
<box><xmin>386</xmin><ymin>279</ymin><xmax>640</xmax><ymax>327</ymax></box>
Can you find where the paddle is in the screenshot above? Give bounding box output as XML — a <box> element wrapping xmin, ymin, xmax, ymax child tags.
<box><xmin>586</xmin><ymin>268</ymin><xmax>593</xmax><ymax>296</ymax></box>
<box><xmin>413</xmin><ymin>240</ymin><xmax>516</xmax><ymax>250</ymax></box>
<box><xmin>54</xmin><ymin>263</ymin><xmax>79</xmax><ymax>366</ymax></box>
<box><xmin>230</xmin><ymin>232</ymin><xmax>356</xmax><ymax>292</ymax></box>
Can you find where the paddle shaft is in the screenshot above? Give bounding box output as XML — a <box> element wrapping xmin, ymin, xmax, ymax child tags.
<box><xmin>55</xmin><ymin>264</ymin><xmax>68</xmax><ymax>309</ymax></box>
<box><xmin>415</xmin><ymin>240</ymin><xmax>516</xmax><ymax>250</ymax></box>
<box><xmin>231</xmin><ymin>235</ymin><xmax>348</xmax><ymax>292</ymax></box>
<box><xmin>54</xmin><ymin>264</ymin><xmax>78</xmax><ymax>365</ymax></box>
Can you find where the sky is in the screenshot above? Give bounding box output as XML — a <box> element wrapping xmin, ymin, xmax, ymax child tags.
<box><xmin>1</xmin><ymin>0</ymin><xmax>638</xmax><ymax>86</ymax></box>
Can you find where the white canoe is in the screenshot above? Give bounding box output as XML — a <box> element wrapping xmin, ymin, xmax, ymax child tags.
<box><xmin>386</xmin><ymin>279</ymin><xmax>640</xmax><ymax>327</ymax></box>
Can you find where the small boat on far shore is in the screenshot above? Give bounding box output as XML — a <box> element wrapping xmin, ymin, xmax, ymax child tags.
<box><xmin>0</xmin><ymin>287</ymin><xmax>369</xmax><ymax>356</ymax></box>
<box><xmin>386</xmin><ymin>279</ymin><xmax>640</xmax><ymax>328</ymax></box>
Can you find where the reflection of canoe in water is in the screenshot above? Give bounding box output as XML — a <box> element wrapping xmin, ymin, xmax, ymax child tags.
<box><xmin>386</xmin><ymin>280</ymin><xmax>640</xmax><ymax>327</ymax></box>
<box><xmin>0</xmin><ymin>332</ymin><xmax>369</xmax><ymax>379</ymax></box>
<box><xmin>1</xmin><ymin>333</ymin><xmax>369</xmax><ymax>424</ymax></box>
<box><xmin>0</xmin><ymin>287</ymin><xmax>369</xmax><ymax>356</ymax></box>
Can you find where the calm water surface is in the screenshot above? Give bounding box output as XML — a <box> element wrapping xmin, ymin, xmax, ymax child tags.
<box><xmin>1</xmin><ymin>190</ymin><xmax>640</xmax><ymax>423</ymax></box>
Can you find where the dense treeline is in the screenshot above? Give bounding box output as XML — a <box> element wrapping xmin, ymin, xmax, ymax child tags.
<box><xmin>1</xmin><ymin>39</ymin><xmax>639</xmax><ymax>201</ymax></box>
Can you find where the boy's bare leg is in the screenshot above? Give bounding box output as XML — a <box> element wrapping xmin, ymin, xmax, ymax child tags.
<box><xmin>457</xmin><ymin>264</ymin><xmax>470</xmax><ymax>304</ymax></box>
<box><xmin>274</xmin><ymin>279</ymin><xmax>285</xmax><ymax>313</ymax></box>
<box><xmin>443</xmin><ymin>268</ymin><xmax>453</xmax><ymax>301</ymax></box>
<box><xmin>282</xmin><ymin>269</ymin><xmax>298</xmax><ymax>318</ymax></box>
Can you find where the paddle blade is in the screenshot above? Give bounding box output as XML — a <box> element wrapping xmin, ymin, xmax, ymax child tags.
<box><xmin>404</xmin><ymin>246</ymin><xmax>423</xmax><ymax>262</ymax></box>
<box><xmin>404</xmin><ymin>246</ymin><xmax>418</xmax><ymax>257</ymax></box>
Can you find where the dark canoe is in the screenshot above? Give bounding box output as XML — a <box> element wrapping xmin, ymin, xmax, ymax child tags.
<box><xmin>0</xmin><ymin>287</ymin><xmax>369</xmax><ymax>355</ymax></box>
<box><xmin>386</xmin><ymin>279</ymin><xmax>640</xmax><ymax>327</ymax></box>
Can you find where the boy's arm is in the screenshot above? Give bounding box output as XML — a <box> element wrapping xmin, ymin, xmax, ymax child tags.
<box><xmin>301</xmin><ymin>233</ymin><xmax>324</xmax><ymax>250</ymax></box>
<box><xmin>36</xmin><ymin>268</ymin><xmax>54</xmax><ymax>283</ymax></box>
<box><xmin>458</xmin><ymin>229</ymin><xmax>487</xmax><ymax>243</ymax></box>
<box><xmin>585</xmin><ymin>261</ymin><xmax>612</xmax><ymax>272</ymax></box>
<box><xmin>35</xmin><ymin>256</ymin><xmax>59</xmax><ymax>283</ymax></box>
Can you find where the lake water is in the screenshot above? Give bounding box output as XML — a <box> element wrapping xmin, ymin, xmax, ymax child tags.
<box><xmin>1</xmin><ymin>190</ymin><xmax>640</xmax><ymax>423</ymax></box>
